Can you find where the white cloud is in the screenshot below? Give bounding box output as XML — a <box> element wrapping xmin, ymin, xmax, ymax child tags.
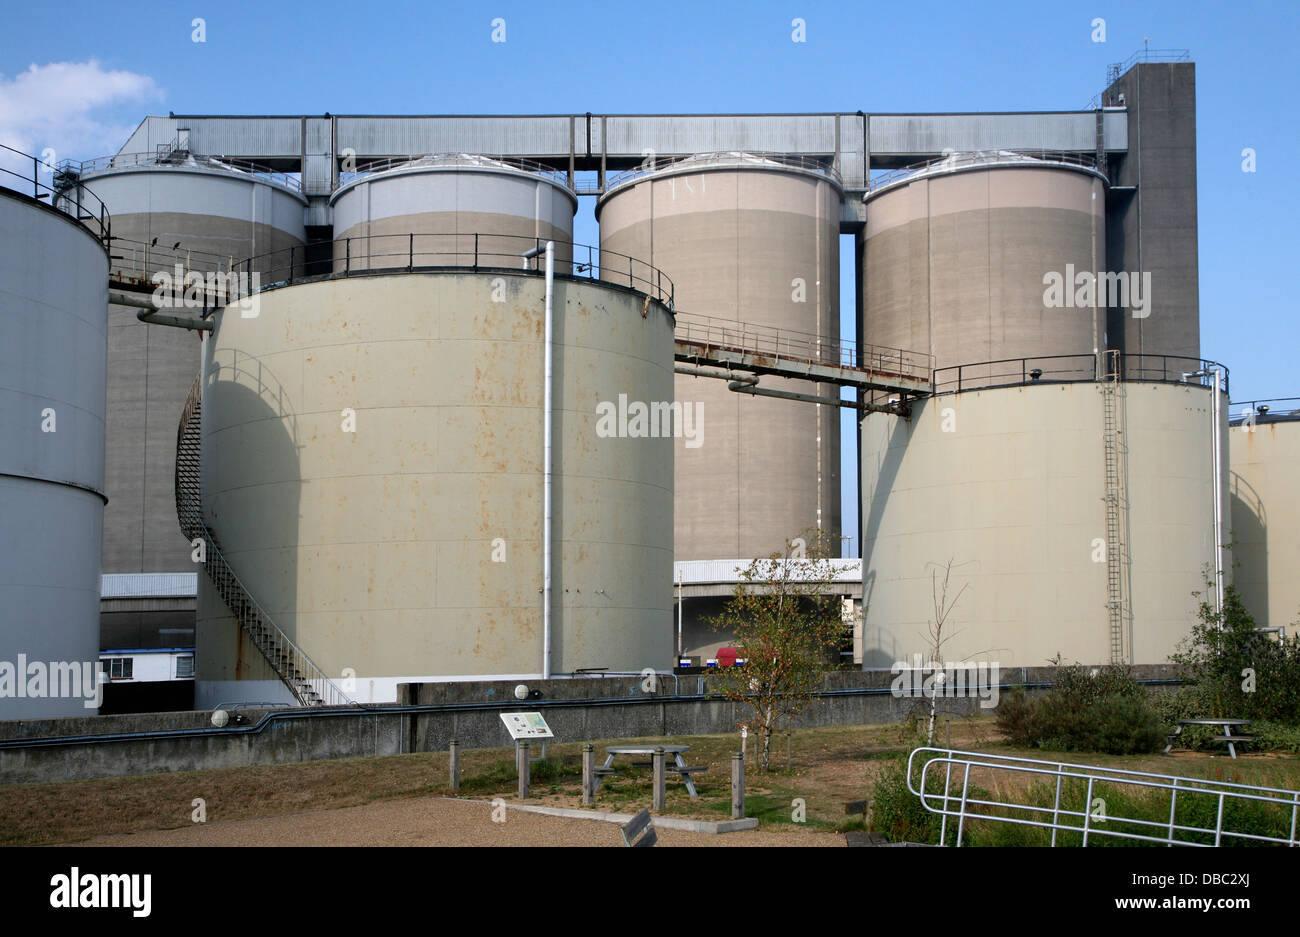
<box><xmin>0</xmin><ymin>60</ymin><xmax>163</xmax><ymax>171</ymax></box>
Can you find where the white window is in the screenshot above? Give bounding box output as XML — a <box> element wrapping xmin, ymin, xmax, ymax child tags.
<box><xmin>175</xmin><ymin>655</ymin><xmax>195</xmax><ymax>678</ymax></box>
<box><xmin>107</xmin><ymin>657</ymin><xmax>133</xmax><ymax>679</ymax></box>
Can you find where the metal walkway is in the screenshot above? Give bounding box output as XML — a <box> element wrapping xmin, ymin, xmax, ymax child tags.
<box><xmin>907</xmin><ymin>747</ymin><xmax>1300</xmax><ymax>847</ymax></box>
<box><xmin>672</xmin><ymin>312</ymin><xmax>932</xmax><ymax>413</ymax></box>
<box><xmin>175</xmin><ymin>377</ymin><xmax>353</xmax><ymax>707</ymax></box>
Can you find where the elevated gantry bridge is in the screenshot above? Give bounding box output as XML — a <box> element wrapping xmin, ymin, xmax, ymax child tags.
<box><xmin>672</xmin><ymin>312</ymin><xmax>932</xmax><ymax>416</ymax></box>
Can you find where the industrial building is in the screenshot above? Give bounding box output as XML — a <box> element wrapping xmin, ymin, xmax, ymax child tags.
<box><xmin>2</xmin><ymin>52</ymin><xmax>1291</xmax><ymax>718</ymax></box>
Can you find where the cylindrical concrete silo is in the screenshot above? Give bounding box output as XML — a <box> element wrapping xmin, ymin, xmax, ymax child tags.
<box><xmin>597</xmin><ymin>152</ymin><xmax>842</xmax><ymax>561</ymax></box>
<box><xmin>1229</xmin><ymin>401</ymin><xmax>1300</xmax><ymax>634</ymax></box>
<box><xmin>329</xmin><ymin>154</ymin><xmax>577</xmax><ymax>273</ymax></box>
<box><xmin>68</xmin><ymin>154</ymin><xmax>307</xmax><ymax>577</ymax></box>
<box><xmin>194</xmin><ymin>270</ymin><xmax>674</xmax><ymax>706</ymax></box>
<box><xmin>0</xmin><ymin>185</ymin><xmax>108</xmax><ymax>717</ymax></box>
<box><xmin>862</xmin><ymin>152</ymin><xmax>1108</xmax><ymax>385</ymax></box>
<box><xmin>860</xmin><ymin>377</ymin><xmax>1227</xmax><ymax>669</ymax></box>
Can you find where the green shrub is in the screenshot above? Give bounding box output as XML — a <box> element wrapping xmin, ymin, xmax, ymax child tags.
<box><xmin>869</xmin><ymin>755</ymin><xmax>941</xmax><ymax>844</ymax></box>
<box><xmin>996</xmin><ymin>663</ymin><xmax>1165</xmax><ymax>755</ymax></box>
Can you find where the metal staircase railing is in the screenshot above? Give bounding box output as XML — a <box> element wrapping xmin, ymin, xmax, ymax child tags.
<box><xmin>176</xmin><ymin>377</ymin><xmax>355</xmax><ymax>708</ymax></box>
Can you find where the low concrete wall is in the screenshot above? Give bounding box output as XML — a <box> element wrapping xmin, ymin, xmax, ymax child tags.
<box><xmin>0</xmin><ymin>666</ymin><xmax>1183</xmax><ymax>785</ymax></box>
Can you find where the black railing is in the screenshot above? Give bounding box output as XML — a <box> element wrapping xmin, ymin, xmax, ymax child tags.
<box><xmin>229</xmin><ymin>232</ymin><xmax>675</xmax><ymax>309</ymax></box>
<box><xmin>1229</xmin><ymin>397</ymin><xmax>1300</xmax><ymax>425</ymax></box>
<box><xmin>932</xmin><ymin>353</ymin><xmax>1228</xmax><ymax>395</ymax></box>
<box><xmin>0</xmin><ymin>143</ymin><xmax>111</xmax><ymax>244</ymax></box>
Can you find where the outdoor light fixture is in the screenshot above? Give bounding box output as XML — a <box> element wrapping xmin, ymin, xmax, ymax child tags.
<box><xmin>514</xmin><ymin>684</ymin><xmax>529</xmax><ymax>700</ymax></box>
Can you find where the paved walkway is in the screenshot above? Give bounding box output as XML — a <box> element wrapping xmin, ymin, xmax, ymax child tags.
<box><xmin>83</xmin><ymin>797</ymin><xmax>844</xmax><ymax>847</ymax></box>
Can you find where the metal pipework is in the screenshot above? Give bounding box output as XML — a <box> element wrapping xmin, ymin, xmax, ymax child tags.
<box><xmin>524</xmin><ymin>242</ymin><xmax>556</xmax><ymax>679</ymax></box>
<box><xmin>110</xmin><ymin>291</ymin><xmax>214</xmax><ymax>331</ymax></box>
<box><xmin>674</xmin><ymin>364</ymin><xmax>909</xmax><ymax>416</ymax></box>
<box><xmin>1184</xmin><ymin>367</ymin><xmax>1227</xmax><ymax>614</ymax></box>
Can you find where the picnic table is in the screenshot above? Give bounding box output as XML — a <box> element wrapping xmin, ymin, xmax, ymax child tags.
<box><xmin>1164</xmin><ymin>718</ymin><xmax>1252</xmax><ymax>758</ymax></box>
<box><xmin>593</xmin><ymin>745</ymin><xmax>706</xmax><ymax>799</ymax></box>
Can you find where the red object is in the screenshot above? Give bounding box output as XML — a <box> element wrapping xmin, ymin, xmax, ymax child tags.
<box><xmin>716</xmin><ymin>647</ymin><xmax>739</xmax><ymax>667</ymax></box>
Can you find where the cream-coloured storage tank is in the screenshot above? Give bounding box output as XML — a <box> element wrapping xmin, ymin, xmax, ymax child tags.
<box><xmin>1229</xmin><ymin>401</ymin><xmax>1300</xmax><ymax>633</ymax></box>
<box><xmin>863</xmin><ymin>152</ymin><xmax>1108</xmax><ymax>383</ymax></box>
<box><xmin>596</xmin><ymin>152</ymin><xmax>841</xmax><ymax>561</ymax></box>
<box><xmin>860</xmin><ymin>378</ymin><xmax>1227</xmax><ymax>669</ymax></box>
<box><xmin>329</xmin><ymin>154</ymin><xmax>577</xmax><ymax>272</ymax></box>
<box><xmin>195</xmin><ymin>271</ymin><xmax>674</xmax><ymax>706</ymax></box>
<box><xmin>64</xmin><ymin>152</ymin><xmax>307</xmax><ymax>576</ymax></box>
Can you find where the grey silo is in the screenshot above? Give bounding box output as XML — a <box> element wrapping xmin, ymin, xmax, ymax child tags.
<box><xmin>70</xmin><ymin>155</ymin><xmax>307</xmax><ymax>575</ymax></box>
<box><xmin>596</xmin><ymin>153</ymin><xmax>842</xmax><ymax>562</ymax></box>
<box><xmin>0</xmin><ymin>187</ymin><xmax>108</xmax><ymax>717</ymax></box>
<box><xmin>329</xmin><ymin>154</ymin><xmax>577</xmax><ymax>272</ymax></box>
<box><xmin>862</xmin><ymin>153</ymin><xmax>1108</xmax><ymax>379</ymax></box>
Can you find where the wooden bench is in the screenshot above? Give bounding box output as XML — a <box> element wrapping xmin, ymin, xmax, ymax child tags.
<box><xmin>621</xmin><ymin>807</ymin><xmax>657</xmax><ymax>847</ymax></box>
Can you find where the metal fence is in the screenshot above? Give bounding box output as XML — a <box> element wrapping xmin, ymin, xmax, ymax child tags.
<box><xmin>932</xmin><ymin>353</ymin><xmax>1228</xmax><ymax>395</ymax></box>
<box><xmin>674</xmin><ymin>311</ymin><xmax>932</xmax><ymax>382</ymax></box>
<box><xmin>59</xmin><ymin>151</ymin><xmax>303</xmax><ymax>192</ymax></box>
<box><xmin>337</xmin><ymin>152</ymin><xmax>571</xmax><ymax>189</ymax></box>
<box><xmin>604</xmin><ymin>150</ymin><xmax>841</xmax><ymax>192</ymax></box>
<box><xmin>229</xmin><ymin>232</ymin><xmax>675</xmax><ymax>309</ymax></box>
<box><xmin>907</xmin><ymin>747</ymin><xmax>1300</xmax><ymax>847</ymax></box>
<box><xmin>0</xmin><ymin>143</ymin><xmax>111</xmax><ymax>243</ymax></box>
<box><xmin>868</xmin><ymin>149</ymin><xmax>1105</xmax><ymax>193</ymax></box>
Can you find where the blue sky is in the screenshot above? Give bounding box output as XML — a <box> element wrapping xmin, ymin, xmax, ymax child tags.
<box><xmin>2</xmin><ymin>0</ymin><xmax>1297</xmax><ymax>554</ymax></box>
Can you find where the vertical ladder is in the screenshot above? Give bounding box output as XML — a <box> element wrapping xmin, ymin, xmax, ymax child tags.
<box><xmin>1101</xmin><ymin>351</ymin><xmax>1129</xmax><ymax>664</ymax></box>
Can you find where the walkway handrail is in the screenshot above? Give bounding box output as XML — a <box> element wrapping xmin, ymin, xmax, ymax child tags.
<box><xmin>605</xmin><ymin>150</ymin><xmax>842</xmax><ymax>192</ymax></box>
<box><xmin>61</xmin><ymin>151</ymin><xmax>303</xmax><ymax>193</ymax></box>
<box><xmin>0</xmin><ymin>143</ymin><xmax>112</xmax><ymax>244</ymax></box>
<box><xmin>868</xmin><ymin>149</ymin><xmax>1104</xmax><ymax>194</ymax></box>
<box><xmin>906</xmin><ymin>747</ymin><xmax>1300</xmax><ymax>847</ymax></box>
<box><xmin>337</xmin><ymin>152</ymin><xmax>571</xmax><ymax>189</ymax></box>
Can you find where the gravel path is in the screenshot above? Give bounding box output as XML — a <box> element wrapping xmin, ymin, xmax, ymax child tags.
<box><xmin>81</xmin><ymin>797</ymin><xmax>844</xmax><ymax>847</ymax></box>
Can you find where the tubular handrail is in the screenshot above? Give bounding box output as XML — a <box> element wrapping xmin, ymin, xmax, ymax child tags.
<box><xmin>60</xmin><ymin>151</ymin><xmax>303</xmax><ymax>192</ymax></box>
<box><xmin>176</xmin><ymin>377</ymin><xmax>355</xmax><ymax>709</ymax></box>
<box><xmin>674</xmin><ymin>311</ymin><xmax>932</xmax><ymax>382</ymax></box>
<box><xmin>1229</xmin><ymin>397</ymin><xmax>1300</xmax><ymax>423</ymax></box>
<box><xmin>906</xmin><ymin>747</ymin><xmax>1300</xmax><ymax>847</ymax></box>
<box><xmin>605</xmin><ymin>150</ymin><xmax>842</xmax><ymax>192</ymax></box>
<box><xmin>228</xmin><ymin>232</ymin><xmax>675</xmax><ymax>309</ymax></box>
<box><xmin>932</xmin><ymin>353</ymin><xmax>1229</xmax><ymax>395</ymax></box>
<box><xmin>337</xmin><ymin>152</ymin><xmax>571</xmax><ymax>189</ymax></box>
<box><xmin>867</xmin><ymin>149</ymin><xmax>1104</xmax><ymax>194</ymax></box>
<box><xmin>0</xmin><ymin>143</ymin><xmax>112</xmax><ymax>244</ymax></box>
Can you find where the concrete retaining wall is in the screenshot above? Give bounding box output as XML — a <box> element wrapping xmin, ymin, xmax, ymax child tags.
<box><xmin>0</xmin><ymin>666</ymin><xmax>1182</xmax><ymax>785</ymax></box>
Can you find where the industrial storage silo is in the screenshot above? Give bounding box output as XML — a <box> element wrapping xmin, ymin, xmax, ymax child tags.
<box><xmin>66</xmin><ymin>152</ymin><xmax>307</xmax><ymax>580</ymax></box>
<box><xmin>194</xmin><ymin>267</ymin><xmax>674</xmax><ymax>706</ymax></box>
<box><xmin>1229</xmin><ymin>400</ymin><xmax>1300</xmax><ymax>634</ymax></box>
<box><xmin>0</xmin><ymin>180</ymin><xmax>108</xmax><ymax>717</ymax></box>
<box><xmin>329</xmin><ymin>154</ymin><xmax>577</xmax><ymax>272</ymax></box>
<box><xmin>860</xmin><ymin>375</ymin><xmax>1227</xmax><ymax>668</ymax></box>
<box><xmin>862</xmin><ymin>152</ymin><xmax>1108</xmax><ymax>381</ymax></box>
<box><xmin>596</xmin><ymin>152</ymin><xmax>842</xmax><ymax>561</ymax></box>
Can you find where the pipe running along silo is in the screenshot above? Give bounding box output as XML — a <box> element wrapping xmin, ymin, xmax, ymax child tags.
<box><xmin>329</xmin><ymin>154</ymin><xmax>577</xmax><ymax>273</ymax></box>
<box><xmin>0</xmin><ymin>164</ymin><xmax>109</xmax><ymax>717</ymax></box>
<box><xmin>193</xmin><ymin>262</ymin><xmax>675</xmax><ymax>706</ymax></box>
<box><xmin>596</xmin><ymin>152</ymin><xmax>842</xmax><ymax>562</ymax></box>
<box><xmin>62</xmin><ymin>150</ymin><xmax>307</xmax><ymax>583</ymax></box>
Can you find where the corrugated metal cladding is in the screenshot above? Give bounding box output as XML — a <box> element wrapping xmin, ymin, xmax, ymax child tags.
<box><xmin>185</xmin><ymin>118</ymin><xmax>304</xmax><ymax>157</ymax></box>
<box><xmin>603</xmin><ymin>115</ymin><xmax>837</xmax><ymax>157</ymax></box>
<box><xmin>336</xmin><ymin>117</ymin><xmax>573</xmax><ymax>157</ymax></box>
<box><xmin>102</xmin><ymin>573</ymin><xmax>198</xmax><ymax>599</ymax></box>
<box><xmin>868</xmin><ymin>113</ymin><xmax>1105</xmax><ymax>155</ymax></box>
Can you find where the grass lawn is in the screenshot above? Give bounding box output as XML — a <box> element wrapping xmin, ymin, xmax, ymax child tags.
<box><xmin>2</xmin><ymin>715</ymin><xmax>1297</xmax><ymax>845</ymax></box>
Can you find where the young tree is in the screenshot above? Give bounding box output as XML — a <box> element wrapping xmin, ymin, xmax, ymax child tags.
<box><xmin>707</xmin><ymin>529</ymin><xmax>853</xmax><ymax>770</ymax></box>
<box><xmin>924</xmin><ymin>559</ymin><xmax>970</xmax><ymax>745</ymax></box>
